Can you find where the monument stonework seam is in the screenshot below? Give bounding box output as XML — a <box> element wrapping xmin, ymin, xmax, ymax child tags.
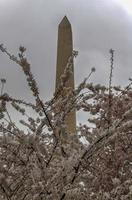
<box><xmin>55</xmin><ymin>16</ymin><xmax>76</xmax><ymax>133</ymax></box>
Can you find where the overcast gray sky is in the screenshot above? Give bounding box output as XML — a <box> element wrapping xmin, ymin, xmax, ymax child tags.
<box><xmin>0</xmin><ymin>0</ymin><xmax>132</xmax><ymax>123</ymax></box>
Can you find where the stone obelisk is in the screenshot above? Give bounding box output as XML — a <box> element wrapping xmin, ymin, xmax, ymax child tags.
<box><xmin>55</xmin><ymin>16</ymin><xmax>76</xmax><ymax>133</ymax></box>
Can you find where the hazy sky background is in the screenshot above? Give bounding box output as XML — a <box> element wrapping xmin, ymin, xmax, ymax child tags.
<box><xmin>0</xmin><ymin>0</ymin><xmax>132</xmax><ymax>124</ymax></box>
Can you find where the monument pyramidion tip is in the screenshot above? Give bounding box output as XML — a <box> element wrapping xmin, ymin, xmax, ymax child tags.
<box><xmin>59</xmin><ymin>16</ymin><xmax>71</xmax><ymax>27</ymax></box>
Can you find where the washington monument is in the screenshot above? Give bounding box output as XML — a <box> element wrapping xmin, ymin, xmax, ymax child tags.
<box><xmin>55</xmin><ymin>16</ymin><xmax>76</xmax><ymax>133</ymax></box>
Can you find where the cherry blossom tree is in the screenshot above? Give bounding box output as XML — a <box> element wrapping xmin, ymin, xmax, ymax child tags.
<box><xmin>0</xmin><ymin>45</ymin><xmax>131</xmax><ymax>200</ymax></box>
